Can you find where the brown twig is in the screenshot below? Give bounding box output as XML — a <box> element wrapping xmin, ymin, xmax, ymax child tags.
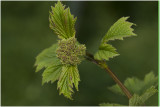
<box><xmin>85</xmin><ymin>52</ymin><xmax>132</xmax><ymax>99</ymax></box>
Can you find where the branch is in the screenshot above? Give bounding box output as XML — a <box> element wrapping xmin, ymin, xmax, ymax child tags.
<box><xmin>85</xmin><ymin>52</ymin><xmax>132</xmax><ymax>99</ymax></box>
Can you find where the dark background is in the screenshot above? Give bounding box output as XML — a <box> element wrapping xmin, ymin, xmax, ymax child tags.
<box><xmin>1</xmin><ymin>1</ymin><xmax>158</xmax><ymax>106</ymax></box>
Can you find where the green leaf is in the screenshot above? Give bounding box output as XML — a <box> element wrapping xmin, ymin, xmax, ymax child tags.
<box><xmin>94</xmin><ymin>44</ymin><xmax>119</xmax><ymax>60</ymax></box>
<box><xmin>129</xmin><ymin>86</ymin><xmax>158</xmax><ymax>106</ymax></box>
<box><xmin>94</xmin><ymin>17</ymin><xmax>136</xmax><ymax>61</ymax></box>
<box><xmin>108</xmin><ymin>84</ymin><xmax>124</xmax><ymax>96</ymax></box>
<box><xmin>102</xmin><ymin>17</ymin><xmax>136</xmax><ymax>42</ymax></box>
<box><xmin>49</xmin><ymin>1</ymin><xmax>77</xmax><ymax>39</ymax></box>
<box><xmin>42</xmin><ymin>63</ymin><xmax>62</xmax><ymax>85</ymax></box>
<box><xmin>99</xmin><ymin>103</ymin><xmax>125</xmax><ymax>106</ymax></box>
<box><xmin>35</xmin><ymin>43</ymin><xmax>63</xmax><ymax>85</ymax></box>
<box><xmin>35</xmin><ymin>43</ymin><xmax>59</xmax><ymax>72</ymax></box>
<box><xmin>129</xmin><ymin>94</ymin><xmax>142</xmax><ymax>106</ymax></box>
<box><xmin>143</xmin><ymin>71</ymin><xmax>158</xmax><ymax>90</ymax></box>
<box><xmin>102</xmin><ymin>86</ymin><xmax>158</xmax><ymax>106</ymax></box>
<box><xmin>108</xmin><ymin>71</ymin><xmax>158</xmax><ymax>95</ymax></box>
<box><xmin>57</xmin><ymin>65</ymin><xmax>80</xmax><ymax>100</ymax></box>
<box><xmin>140</xmin><ymin>86</ymin><xmax>158</xmax><ymax>103</ymax></box>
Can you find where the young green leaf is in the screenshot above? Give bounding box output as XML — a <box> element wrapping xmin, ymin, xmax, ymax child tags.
<box><xmin>129</xmin><ymin>94</ymin><xmax>141</xmax><ymax>106</ymax></box>
<box><xmin>35</xmin><ymin>43</ymin><xmax>63</xmax><ymax>85</ymax></box>
<box><xmin>57</xmin><ymin>65</ymin><xmax>80</xmax><ymax>100</ymax></box>
<box><xmin>49</xmin><ymin>1</ymin><xmax>77</xmax><ymax>39</ymax></box>
<box><xmin>94</xmin><ymin>17</ymin><xmax>136</xmax><ymax>61</ymax></box>
<box><xmin>108</xmin><ymin>71</ymin><xmax>158</xmax><ymax>95</ymax></box>
<box><xmin>102</xmin><ymin>17</ymin><xmax>136</xmax><ymax>43</ymax></box>
<box><xmin>35</xmin><ymin>43</ymin><xmax>59</xmax><ymax>72</ymax></box>
<box><xmin>94</xmin><ymin>44</ymin><xmax>119</xmax><ymax>60</ymax></box>
<box><xmin>100</xmin><ymin>86</ymin><xmax>157</xmax><ymax>106</ymax></box>
<box><xmin>140</xmin><ymin>86</ymin><xmax>158</xmax><ymax>103</ymax></box>
<box><xmin>129</xmin><ymin>86</ymin><xmax>158</xmax><ymax>106</ymax></box>
<box><xmin>108</xmin><ymin>84</ymin><xmax>125</xmax><ymax>96</ymax></box>
<box><xmin>42</xmin><ymin>63</ymin><xmax>62</xmax><ymax>85</ymax></box>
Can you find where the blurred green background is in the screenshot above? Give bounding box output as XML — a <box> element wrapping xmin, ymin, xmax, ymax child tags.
<box><xmin>1</xmin><ymin>1</ymin><xmax>158</xmax><ymax>106</ymax></box>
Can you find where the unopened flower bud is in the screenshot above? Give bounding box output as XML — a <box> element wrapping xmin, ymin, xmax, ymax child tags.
<box><xmin>56</xmin><ymin>37</ymin><xmax>86</xmax><ymax>65</ymax></box>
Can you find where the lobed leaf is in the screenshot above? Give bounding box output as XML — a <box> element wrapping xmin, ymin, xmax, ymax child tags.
<box><xmin>102</xmin><ymin>17</ymin><xmax>136</xmax><ymax>43</ymax></box>
<box><xmin>108</xmin><ymin>71</ymin><xmax>158</xmax><ymax>95</ymax></box>
<box><xmin>35</xmin><ymin>43</ymin><xmax>63</xmax><ymax>85</ymax></box>
<box><xmin>100</xmin><ymin>86</ymin><xmax>157</xmax><ymax>106</ymax></box>
<box><xmin>35</xmin><ymin>43</ymin><xmax>59</xmax><ymax>72</ymax></box>
<box><xmin>94</xmin><ymin>44</ymin><xmax>119</xmax><ymax>60</ymax></box>
<box><xmin>94</xmin><ymin>17</ymin><xmax>136</xmax><ymax>61</ymax></box>
<box><xmin>57</xmin><ymin>65</ymin><xmax>80</xmax><ymax>99</ymax></box>
<box><xmin>49</xmin><ymin>1</ymin><xmax>77</xmax><ymax>39</ymax></box>
<box><xmin>108</xmin><ymin>84</ymin><xmax>124</xmax><ymax>96</ymax></box>
<box><xmin>42</xmin><ymin>63</ymin><xmax>62</xmax><ymax>85</ymax></box>
<box><xmin>129</xmin><ymin>86</ymin><xmax>158</xmax><ymax>106</ymax></box>
<box><xmin>140</xmin><ymin>86</ymin><xmax>158</xmax><ymax>104</ymax></box>
<box><xmin>129</xmin><ymin>94</ymin><xmax>141</xmax><ymax>106</ymax></box>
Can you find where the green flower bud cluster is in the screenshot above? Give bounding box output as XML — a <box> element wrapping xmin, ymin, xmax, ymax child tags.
<box><xmin>56</xmin><ymin>37</ymin><xmax>86</xmax><ymax>65</ymax></box>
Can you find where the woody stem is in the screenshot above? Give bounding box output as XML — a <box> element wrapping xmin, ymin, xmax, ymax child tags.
<box><xmin>85</xmin><ymin>52</ymin><xmax>132</xmax><ymax>99</ymax></box>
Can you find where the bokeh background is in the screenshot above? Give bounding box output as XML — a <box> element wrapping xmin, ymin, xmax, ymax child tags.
<box><xmin>1</xmin><ymin>1</ymin><xmax>158</xmax><ymax>106</ymax></box>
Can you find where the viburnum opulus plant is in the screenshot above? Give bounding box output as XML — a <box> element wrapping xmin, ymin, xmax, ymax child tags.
<box><xmin>35</xmin><ymin>1</ymin><xmax>158</xmax><ymax>105</ymax></box>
